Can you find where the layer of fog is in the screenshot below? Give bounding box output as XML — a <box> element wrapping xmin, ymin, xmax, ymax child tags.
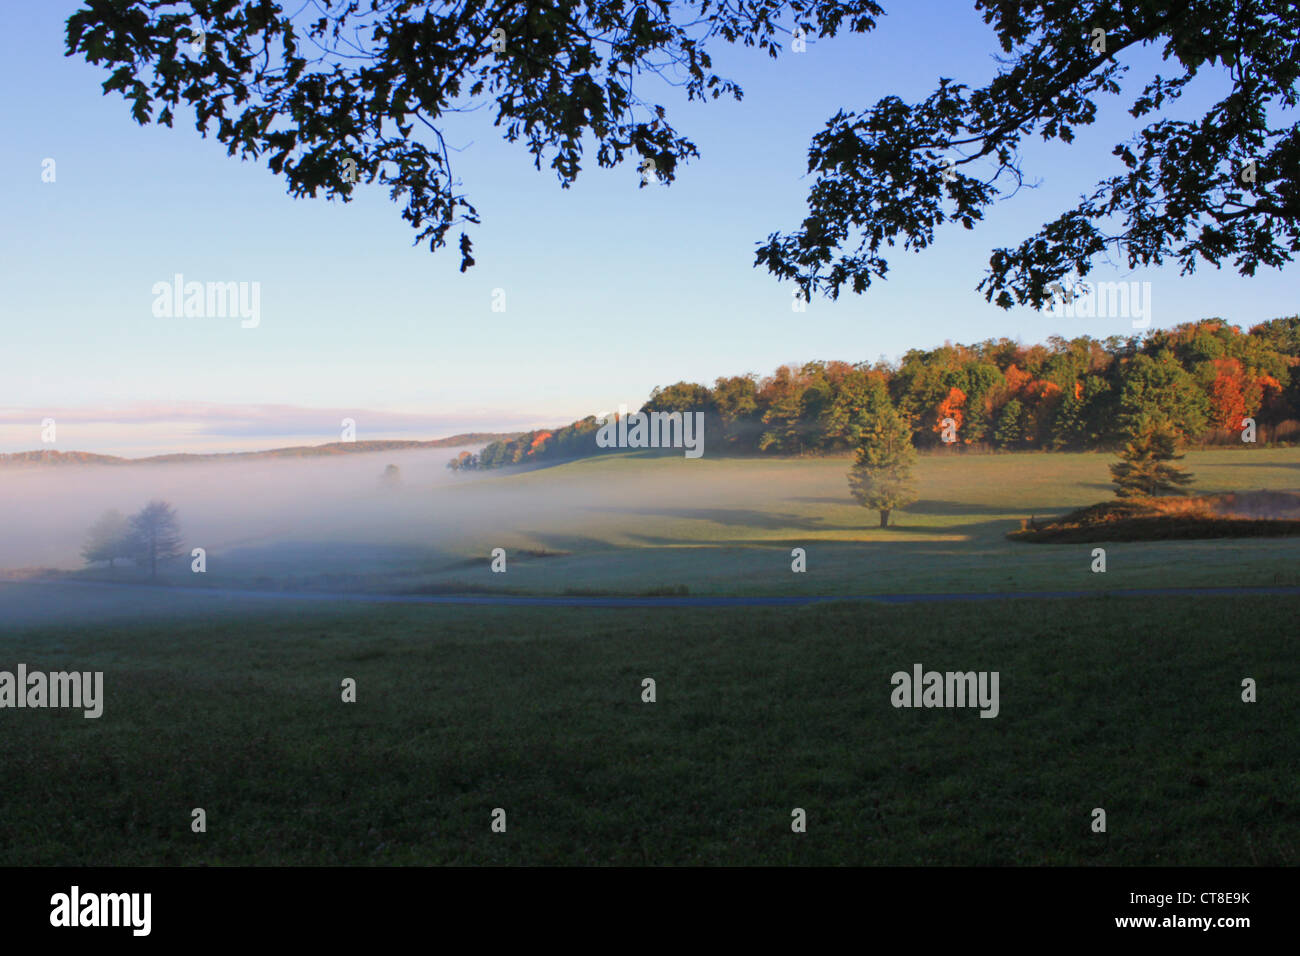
<box><xmin>0</xmin><ymin>446</ymin><xmax>749</xmax><ymax>574</ymax></box>
<box><xmin>0</xmin><ymin>446</ymin><xmax>487</xmax><ymax>570</ymax></box>
<box><xmin>0</xmin><ymin>446</ymin><xmax>771</xmax><ymax>629</ymax></box>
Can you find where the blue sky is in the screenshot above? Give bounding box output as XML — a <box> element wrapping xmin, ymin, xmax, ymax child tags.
<box><xmin>1</xmin><ymin>1</ymin><xmax>1295</xmax><ymax>456</ymax></box>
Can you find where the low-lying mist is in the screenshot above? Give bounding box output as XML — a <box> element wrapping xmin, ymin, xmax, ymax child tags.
<box><xmin>0</xmin><ymin>447</ymin><xmax>488</xmax><ymax>571</ymax></box>
<box><xmin>0</xmin><ymin>446</ymin><xmax>764</xmax><ymax>576</ymax></box>
<box><xmin>4</xmin><ymin>447</ymin><xmax>1300</xmax><ymax>630</ymax></box>
<box><xmin>0</xmin><ymin>447</ymin><xmax>787</xmax><ymax>627</ymax></box>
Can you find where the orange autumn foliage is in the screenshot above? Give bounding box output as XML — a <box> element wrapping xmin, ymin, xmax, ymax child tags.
<box><xmin>1210</xmin><ymin>373</ymin><xmax>1247</xmax><ymax>430</ymax></box>
<box><xmin>1256</xmin><ymin>373</ymin><xmax>1282</xmax><ymax>395</ymax></box>
<box><xmin>1208</xmin><ymin>358</ymin><xmax>1281</xmax><ymax>431</ymax></box>
<box><xmin>1026</xmin><ymin>379</ymin><xmax>1062</xmax><ymax>402</ymax></box>
<box><xmin>934</xmin><ymin>386</ymin><xmax>966</xmax><ymax>436</ymax></box>
<box><xmin>1209</xmin><ymin>359</ymin><xmax>1241</xmax><ymax>430</ymax></box>
<box><xmin>1002</xmin><ymin>364</ymin><xmax>1033</xmax><ymax>395</ymax></box>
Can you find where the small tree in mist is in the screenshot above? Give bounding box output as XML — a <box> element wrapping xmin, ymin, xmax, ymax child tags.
<box><xmin>130</xmin><ymin>500</ymin><xmax>183</xmax><ymax>580</ymax></box>
<box><xmin>82</xmin><ymin>509</ymin><xmax>133</xmax><ymax>569</ymax></box>
<box><xmin>381</xmin><ymin>463</ymin><xmax>401</xmax><ymax>487</ymax></box>
<box><xmin>848</xmin><ymin>397</ymin><xmax>917</xmax><ymax>528</ymax></box>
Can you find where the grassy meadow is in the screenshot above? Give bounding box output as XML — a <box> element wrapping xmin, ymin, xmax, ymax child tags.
<box><xmin>2</xmin><ymin>596</ymin><xmax>1296</xmax><ymax>866</ymax></box>
<box><xmin>5</xmin><ymin>448</ymin><xmax>1296</xmax><ymax>865</ymax></box>
<box><xmin>138</xmin><ymin>445</ymin><xmax>1300</xmax><ymax>597</ymax></box>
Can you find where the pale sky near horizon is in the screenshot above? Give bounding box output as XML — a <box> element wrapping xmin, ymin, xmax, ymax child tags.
<box><xmin>1</xmin><ymin>1</ymin><xmax>1296</xmax><ymax>457</ymax></box>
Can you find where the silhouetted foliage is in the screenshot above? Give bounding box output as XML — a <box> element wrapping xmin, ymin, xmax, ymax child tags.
<box><xmin>68</xmin><ymin>3</ymin><xmax>1300</xmax><ymax>301</ymax></box>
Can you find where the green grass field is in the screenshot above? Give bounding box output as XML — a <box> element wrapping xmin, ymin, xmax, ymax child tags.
<box><xmin>148</xmin><ymin>446</ymin><xmax>1300</xmax><ymax>597</ymax></box>
<box><xmin>8</xmin><ymin>449</ymin><xmax>1296</xmax><ymax>865</ymax></box>
<box><xmin>2</xmin><ymin>596</ymin><xmax>1295</xmax><ymax>865</ymax></box>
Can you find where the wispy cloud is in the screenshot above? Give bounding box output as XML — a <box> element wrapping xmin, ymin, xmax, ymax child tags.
<box><xmin>0</xmin><ymin>402</ymin><xmax>553</xmax><ymax>456</ymax></box>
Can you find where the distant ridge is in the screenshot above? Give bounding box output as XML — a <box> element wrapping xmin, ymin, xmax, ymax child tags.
<box><xmin>0</xmin><ymin>434</ymin><xmax>520</xmax><ymax>467</ymax></box>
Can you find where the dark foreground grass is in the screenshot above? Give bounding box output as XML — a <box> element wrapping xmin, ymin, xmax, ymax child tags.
<box><xmin>1</xmin><ymin>596</ymin><xmax>1296</xmax><ymax>865</ymax></box>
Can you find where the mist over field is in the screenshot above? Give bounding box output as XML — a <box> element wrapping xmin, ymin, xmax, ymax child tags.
<box><xmin>0</xmin><ymin>445</ymin><xmax>758</xmax><ymax>576</ymax></box>
<box><xmin>0</xmin><ymin>445</ymin><xmax>775</xmax><ymax>627</ymax></box>
<box><xmin>2</xmin><ymin>446</ymin><xmax>1299</xmax><ymax>634</ymax></box>
<box><xmin>0</xmin><ymin>446</ymin><xmax>484</xmax><ymax>570</ymax></box>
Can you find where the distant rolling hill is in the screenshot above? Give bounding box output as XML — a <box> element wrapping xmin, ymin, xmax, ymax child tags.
<box><xmin>0</xmin><ymin>434</ymin><xmax>521</xmax><ymax>467</ymax></box>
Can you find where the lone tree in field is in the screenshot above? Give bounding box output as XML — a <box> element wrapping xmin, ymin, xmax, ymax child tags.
<box><xmin>81</xmin><ymin>509</ymin><xmax>134</xmax><ymax>568</ymax></box>
<box><xmin>130</xmin><ymin>500</ymin><xmax>184</xmax><ymax>580</ymax></box>
<box><xmin>848</xmin><ymin>399</ymin><xmax>917</xmax><ymax>528</ymax></box>
<box><xmin>1110</xmin><ymin>417</ymin><xmax>1195</xmax><ymax>498</ymax></box>
<box><xmin>67</xmin><ymin>2</ymin><xmax>1300</xmax><ymax>300</ymax></box>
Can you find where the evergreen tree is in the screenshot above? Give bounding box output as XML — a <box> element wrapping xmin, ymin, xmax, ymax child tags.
<box><xmin>848</xmin><ymin>397</ymin><xmax>917</xmax><ymax>528</ymax></box>
<box><xmin>994</xmin><ymin>399</ymin><xmax>1025</xmax><ymax>448</ymax></box>
<box><xmin>1110</xmin><ymin>418</ymin><xmax>1195</xmax><ymax>498</ymax></box>
<box><xmin>1050</xmin><ymin>390</ymin><xmax>1085</xmax><ymax>450</ymax></box>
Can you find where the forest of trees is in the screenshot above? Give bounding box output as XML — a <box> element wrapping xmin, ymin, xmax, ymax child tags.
<box><xmin>450</xmin><ymin>318</ymin><xmax>1300</xmax><ymax>472</ymax></box>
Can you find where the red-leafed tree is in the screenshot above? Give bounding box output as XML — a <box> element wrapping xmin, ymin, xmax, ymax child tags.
<box><xmin>933</xmin><ymin>386</ymin><xmax>966</xmax><ymax>442</ymax></box>
<box><xmin>1002</xmin><ymin>364</ymin><xmax>1033</xmax><ymax>395</ymax></box>
<box><xmin>1022</xmin><ymin>379</ymin><xmax>1064</xmax><ymax>446</ymax></box>
<box><xmin>1209</xmin><ymin>358</ymin><xmax>1248</xmax><ymax>431</ymax></box>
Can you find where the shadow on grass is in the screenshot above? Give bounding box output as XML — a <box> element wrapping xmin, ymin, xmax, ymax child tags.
<box><xmin>1079</xmin><ymin>482</ymin><xmax>1117</xmax><ymax>493</ymax></box>
<box><xmin>1213</xmin><ymin>461</ymin><xmax>1300</xmax><ymax>470</ymax></box>
<box><xmin>615</xmin><ymin>515</ymin><xmax>1017</xmax><ymax>547</ymax></box>
<box><xmin>783</xmin><ymin>495</ymin><xmax>856</xmax><ymax>505</ymax></box>
<box><xmin>905</xmin><ymin>498</ymin><xmax>1066</xmax><ymax>517</ymax></box>
<box><xmin>582</xmin><ymin>505</ymin><xmax>867</xmax><ymax>533</ymax></box>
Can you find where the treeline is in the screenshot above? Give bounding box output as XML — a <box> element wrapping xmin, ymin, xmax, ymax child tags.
<box><xmin>450</xmin><ymin>317</ymin><xmax>1300</xmax><ymax>471</ymax></box>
